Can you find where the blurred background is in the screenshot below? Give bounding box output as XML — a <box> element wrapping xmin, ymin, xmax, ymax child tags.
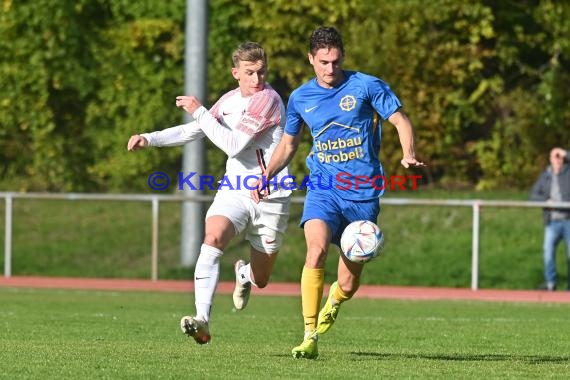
<box><xmin>1</xmin><ymin>0</ymin><xmax>569</xmax><ymax>289</ymax></box>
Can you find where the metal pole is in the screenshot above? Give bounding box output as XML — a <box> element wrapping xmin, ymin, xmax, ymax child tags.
<box><xmin>180</xmin><ymin>0</ymin><xmax>207</xmax><ymax>267</ymax></box>
<box><xmin>471</xmin><ymin>201</ymin><xmax>480</xmax><ymax>290</ymax></box>
<box><xmin>151</xmin><ymin>197</ymin><xmax>159</xmax><ymax>281</ymax></box>
<box><xmin>4</xmin><ymin>194</ymin><xmax>12</xmax><ymax>278</ymax></box>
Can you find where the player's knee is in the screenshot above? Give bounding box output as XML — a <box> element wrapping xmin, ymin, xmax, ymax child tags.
<box><xmin>306</xmin><ymin>246</ymin><xmax>327</xmax><ymax>267</ymax></box>
<box><xmin>341</xmin><ymin>283</ymin><xmax>359</xmax><ymax>297</ymax></box>
<box><xmin>203</xmin><ymin>233</ymin><xmax>225</xmax><ymax>250</ymax></box>
<box><xmin>339</xmin><ymin>278</ymin><xmax>360</xmax><ymax>296</ymax></box>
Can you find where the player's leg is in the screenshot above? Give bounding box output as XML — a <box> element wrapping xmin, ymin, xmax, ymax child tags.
<box><xmin>292</xmin><ymin>191</ymin><xmax>339</xmax><ymax>359</ymax></box>
<box><xmin>181</xmin><ymin>215</ymin><xmax>235</xmax><ymax>344</ymax></box>
<box><xmin>195</xmin><ymin>215</ymin><xmax>236</xmax><ymax>318</ymax></box>
<box><xmin>291</xmin><ymin>219</ymin><xmax>333</xmax><ymax>359</ymax></box>
<box><xmin>233</xmin><ymin>242</ymin><xmax>279</xmax><ymax>310</ymax></box>
<box><xmin>234</xmin><ymin>197</ymin><xmax>290</xmax><ymax>310</ymax></box>
<box><xmin>302</xmin><ymin>219</ymin><xmax>332</xmax><ymax>328</ymax></box>
<box><xmin>316</xmin><ymin>197</ymin><xmax>379</xmax><ymax>335</ymax></box>
<box><xmin>316</xmin><ymin>253</ymin><xmax>364</xmax><ymax>335</ymax></box>
<box><xmin>248</xmin><ymin>245</ymin><xmax>279</xmax><ymax>288</ymax></box>
<box><xmin>181</xmin><ymin>194</ymin><xmax>247</xmax><ymax>344</ymax></box>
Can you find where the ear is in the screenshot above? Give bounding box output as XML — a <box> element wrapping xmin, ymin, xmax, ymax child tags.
<box><xmin>307</xmin><ymin>53</ymin><xmax>314</xmax><ymax>65</ymax></box>
<box><xmin>231</xmin><ymin>67</ymin><xmax>239</xmax><ymax>80</ymax></box>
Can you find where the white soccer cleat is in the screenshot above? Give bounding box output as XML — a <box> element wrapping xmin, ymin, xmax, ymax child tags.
<box><xmin>180</xmin><ymin>316</ymin><xmax>211</xmax><ymax>345</ymax></box>
<box><xmin>233</xmin><ymin>260</ymin><xmax>251</xmax><ymax>310</ymax></box>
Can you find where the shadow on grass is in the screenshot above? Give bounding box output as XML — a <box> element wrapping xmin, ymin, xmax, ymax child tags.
<box><xmin>351</xmin><ymin>352</ymin><xmax>570</xmax><ymax>364</ymax></box>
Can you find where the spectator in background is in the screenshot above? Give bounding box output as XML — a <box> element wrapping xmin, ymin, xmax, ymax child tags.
<box><xmin>530</xmin><ymin>147</ymin><xmax>570</xmax><ymax>291</ymax></box>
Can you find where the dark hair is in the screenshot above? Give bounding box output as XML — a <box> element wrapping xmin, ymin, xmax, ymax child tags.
<box><xmin>309</xmin><ymin>26</ymin><xmax>344</xmax><ymax>56</ymax></box>
<box><xmin>232</xmin><ymin>42</ymin><xmax>267</xmax><ymax>67</ymax></box>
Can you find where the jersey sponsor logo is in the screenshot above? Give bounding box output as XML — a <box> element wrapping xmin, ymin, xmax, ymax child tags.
<box><xmin>314</xmin><ymin>136</ymin><xmax>364</xmax><ymax>163</ymax></box>
<box><xmin>314</xmin><ymin>137</ymin><xmax>362</xmax><ymax>152</ymax></box>
<box><xmin>339</xmin><ymin>95</ymin><xmax>356</xmax><ymax>111</ymax></box>
<box><xmin>237</xmin><ymin>114</ymin><xmax>259</xmax><ymax>136</ymax></box>
<box><xmin>304</xmin><ymin>105</ymin><xmax>318</xmax><ymax>113</ymax></box>
<box><xmin>314</xmin><ymin>122</ymin><xmax>359</xmax><ymax>138</ymax></box>
<box><xmin>317</xmin><ymin>147</ymin><xmax>365</xmax><ymax>163</ymax></box>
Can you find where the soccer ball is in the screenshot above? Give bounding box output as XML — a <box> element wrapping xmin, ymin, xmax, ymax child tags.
<box><xmin>340</xmin><ymin>220</ymin><xmax>384</xmax><ymax>264</ymax></box>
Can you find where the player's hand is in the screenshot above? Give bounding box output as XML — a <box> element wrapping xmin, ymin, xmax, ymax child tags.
<box><xmin>127</xmin><ymin>135</ymin><xmax>149</xmax><ymax>151</ymax></box>
<box><xmin>400</xmin><ymin>156</ymin><xmax>426</xmax><ymax>168</ymax></box>
<box><xmin>176</xmin><ymin>95</ymin><xmax>202</xmax><ymax>114</ymax></box>
<box><xmin>250</xmin><ymin>178</ymin><xmax>268</xmax><ymax>203</ymax></box>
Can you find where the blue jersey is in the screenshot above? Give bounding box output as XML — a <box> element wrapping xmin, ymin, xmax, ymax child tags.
<box><xmin>285</xmin><ymin>71</ymin><xmax>401</xmax><ymax>200</ymax></box>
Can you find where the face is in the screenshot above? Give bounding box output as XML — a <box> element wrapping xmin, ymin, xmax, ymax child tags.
<box><xmin>232</xmin><ymin>60</ymin><xmax>266</xmax><ymax>97</ymax></box>
<box><xmin>308</xmin><ymin>47</ymin><xmax>344</xmax><ymax>88</ymax></box>
<box><xmin>550</xmin><ymin>151</ymin><xmax>564</xmax><ymax>172</ymax></box>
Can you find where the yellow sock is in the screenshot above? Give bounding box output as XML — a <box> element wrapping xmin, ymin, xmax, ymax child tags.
<box><xmin>301</xmin><ymin>266</ymin><xmax>324</xmax><ymax>333</ymax></box>
<box><xmin>332</xmin><ymin>283</ymin><xmax>351</xmax><ymax>304</ymax></box>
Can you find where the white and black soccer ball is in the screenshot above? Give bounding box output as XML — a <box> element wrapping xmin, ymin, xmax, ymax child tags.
<box><xmin>340</xmin><ymin>220</ymin><xmax>384</xmax><ymax>264</ymax></box>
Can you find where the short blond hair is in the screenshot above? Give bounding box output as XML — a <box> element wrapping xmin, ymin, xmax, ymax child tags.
<box><xmin>232</xmin><ymin>42</ymin><xmax>267</xmax><ymax>67</ymax></box>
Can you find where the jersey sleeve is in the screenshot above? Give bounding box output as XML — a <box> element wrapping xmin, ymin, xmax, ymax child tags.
<box><xmin>208</xmin><ymin>90</ymin><xmax>234</xmax><ymax>119</ymax></box>
<box><xmin>236</xmin><ymin>87</ymin><xmax>283</xmax><ymax>136</ymax></box>
<box><xmin>192</xmin><ymin>87</ymin><xmax>283</xmax><ymax>157</ymax></box>
<box><xmin>283</xmin><ymin>91</ymin><xmax>304</xmax><ymax>136</ymax></box>
<box><xmin>192</xmin><ymin>107</ymin><xmax>251</xmax><ymax>157</ymax></box>
<box><xmin>141</xmin><ymin>121</ymin><xmax>205</xmax><ymax>147</ymax></box>
<box><xmin>367</xmin><ymin>77</ymin><xmax>402</xmax><ymax>120</ymax></box>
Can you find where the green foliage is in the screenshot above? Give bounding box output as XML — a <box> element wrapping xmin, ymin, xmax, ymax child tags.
<box><xmin>85</xmin><ymin>15</ymin><xmax>186</xmax><ymax>191</ymax></box>
<box><xmin>470</xmin><ymin>0</ymin><xmax>570</xmax><ymax>189</ymax></box>
<box><xmin>1</xmin><ymin>0</ymin><xmax>569</xmax><ymax>191</ymax></box>
<box><xmin>0</xmin><ymin>0</ymin><xmax>105</xmax><ymax>190</ymax></box>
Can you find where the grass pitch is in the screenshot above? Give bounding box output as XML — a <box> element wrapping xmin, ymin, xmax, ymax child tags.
<box><xmin>1</xmin><ymin>287</ymin><xmax>569</xmax><ymax>379</ymax></box>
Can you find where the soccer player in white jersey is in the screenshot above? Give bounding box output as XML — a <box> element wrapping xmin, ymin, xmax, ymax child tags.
<box><xmin>252</xmin><ymin>27</ymin><xmax>425</xmax><ymax>359</ymax></box>
<box><xmin>127</xmin><ymin>42</ymin><xmax>291</xmax><ymax>345</ymax></box>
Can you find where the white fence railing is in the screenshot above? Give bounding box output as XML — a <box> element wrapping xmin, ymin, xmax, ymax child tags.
<box><xmin>2</xmin><ymin>192</ymin><xmax>570</xmax><ymax>290</ymax></box>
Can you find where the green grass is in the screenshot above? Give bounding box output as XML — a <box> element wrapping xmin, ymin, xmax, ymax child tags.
<box><xmin>1</xmin><ymin>190</ymin><xmax>568</xmax><ymax>290</ymax></box>
<box><xmin>1</xmin><ymin>287</ymin><xmax>569</xmax><ymax>379</ymax></box>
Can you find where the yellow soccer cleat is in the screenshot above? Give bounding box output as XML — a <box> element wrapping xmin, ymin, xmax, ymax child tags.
<box><xmin>292</xmin><ymin>332</ymin><xmax>318</xmax><ymax>359</ymax></box>
<box><xmin>316</xmin><ymin>281</ymin><xmax>341</xmax><ymax>335</ymax></box>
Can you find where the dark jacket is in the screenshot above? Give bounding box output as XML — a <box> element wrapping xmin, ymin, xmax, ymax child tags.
<box><xmin>530</xmin><ymin>150</ymin><xmax>570</xmax><ymax>224</ymax></box>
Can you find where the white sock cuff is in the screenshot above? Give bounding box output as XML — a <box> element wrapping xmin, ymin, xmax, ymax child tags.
<box><xmin>200</xmin><ymin>244</ymin><xmax>223</xmax><ymax>258</ymax></box>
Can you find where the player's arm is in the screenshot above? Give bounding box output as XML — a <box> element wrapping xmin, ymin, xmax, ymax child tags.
<box><xmin>191</xmin><ymin>107</ymin><xmax>255</xmax><ymax>156</ymax></box>
<box><xmin>127</xmin><ymin>122</ymin><xmax>204</xmax><ymax>151</ymax></box>
<box><xmin>266</xmin><ymin>133</ymin><xmax>301</xmax><ymax>179</ymax></box>
<box><xmin>177</xmin><ymin>91</ymin><xmax>281</xmax><ymax>157</ymax></box>
<box><xmin>251</xmin><ymin>132</ymin><xmax>301</xmax><ymax>203</ymax></box>
<box><xmin>388</xmin><ymin>109</ymin><xmax>425</xmax><ymax>168</ymax></box>
<box><xmin>366</xmin><ymin>76</ymin><xmax>424</xmax><ymax>168</ymax></box>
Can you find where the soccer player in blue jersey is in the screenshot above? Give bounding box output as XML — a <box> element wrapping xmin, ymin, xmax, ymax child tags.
<box><xmin>251</xmin><ymin>26</ymin><xmax>425</xmax><ymax>359</ymax></box>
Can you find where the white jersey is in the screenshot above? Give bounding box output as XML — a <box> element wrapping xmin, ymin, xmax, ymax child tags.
<box><xmin>142</xmin><ymin>84</ymin><xmax>291</xmax><ymax>198</ymax></box>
